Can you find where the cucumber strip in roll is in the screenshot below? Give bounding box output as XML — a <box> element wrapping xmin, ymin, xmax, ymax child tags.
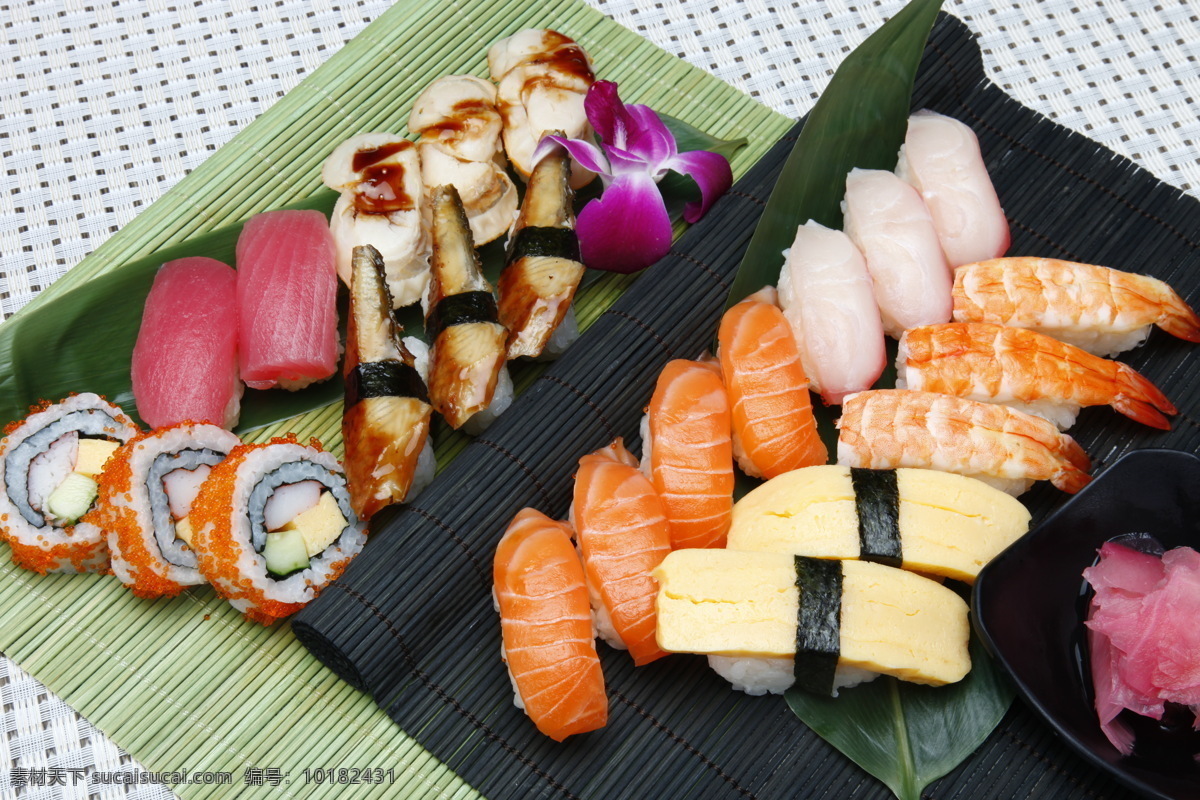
<box><xmin>653</xmin><ymin>549</ymin><xmax>970</xmax><ymax>696</ymax></box>
<box><xmin>498</xmin><ymin>135</ymin><xmax>585</xmax><ymax>360</ymax></box>
<box><xmin>190</xmin><ymin>435</ymin><xmax>365</xmax><ymax>625</ymax></box>
<box><xmin>0</xmin><ymin>393</ymin><xmax>140</xmax><ymax>573</ymax></box>
<box><xmin>100</xmin><ymin>422</ymin><xmax>241</xmax><ymax>598</ymax></box>
<box><xmin>727</xmin><ymin>464</ymin><xmax>1030</xmax><ymax>583</ymax></box>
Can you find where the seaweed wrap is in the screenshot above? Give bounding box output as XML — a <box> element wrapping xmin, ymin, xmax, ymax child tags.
<box><xmin>190</xmin><ymin>435</ymin><xmax>365</xmax><ymax>624</ymax></box>
<box><xmin>0</xmin><ymin>394</ymin><xmax>140</xmax><ymax>573</ymax></box>
<box><xmin>100</xmin><ymin>422</ymin><xmax>242</xmax><ymax>598</ymax></box>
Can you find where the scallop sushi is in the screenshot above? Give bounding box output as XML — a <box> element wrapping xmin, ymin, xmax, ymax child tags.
<box><xmin>190</xmin><ymin>435</ymin><xmax>365</xmax><ymax>624</ymax></box>
<box><xmin>100</xmin><ymin>422</ymin><xmax>241</xmax><ymax>598</ymax></box>
<box><xmin>0</xmin><ymin>394</ymin><xmax>140</xmax><ymax>573</ymax></box>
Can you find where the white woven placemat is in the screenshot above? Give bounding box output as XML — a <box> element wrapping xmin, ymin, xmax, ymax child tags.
<box><xmin>0</xmin><ymin>0</ymin><xmax>1197</xmax><ymax>797</ymax></box>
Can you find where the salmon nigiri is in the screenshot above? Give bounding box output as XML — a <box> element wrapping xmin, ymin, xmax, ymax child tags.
<box><xmin>493</xmin><ymin>508</ymin><xmax>607</xmax><ymax>741</ymax></box>
<box><xmin>572</xmin><ymin>439</ymin><xmax>671</xmax><ymax>666</ymax></box>
<box><xmin>718</xmin><ymin>291</ymin><xmax>827</xmax><ymax>479</ymax></box>
<box><xmin>640</xmin><ymin>360</ymin><xmax>734</xmax><ymax>549</ymax></box>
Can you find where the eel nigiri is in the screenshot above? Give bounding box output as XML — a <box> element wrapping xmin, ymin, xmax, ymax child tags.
<box><xmin>895</xmin><ymin>109</ymin><xmax>1010</xmax><ymax>267</ymax></box>
<box><xmin>322</xmin><ymin>133</ymin><xmax>430</xmax><ymax>308</ymax></box>
<box><xmin>836</xmin><ymin>389</ymin><xmax>1092</xmax><ymax>495</ymax></box>
<box><xmin>497</xmin><ymin>135</ymin><xmax>585</xmax><ymax>360</ymax></box>
<box><xmin>236</xmin><ymin>209</ymin><xmax>339</xmax><ymax>390</ymax></box>
<box><xmin>718</xmin><ymin>292</ymin><xmax>827</xmax><ymax>478</ymax></box>
<box><xmin>572</xmin><ymin>439</ymin><xmax>670</xmax><ymax>666</ymax></box>
<box><xmin>952</xmin><ymin>257</ymin><xmax>1200</xmax><ymax>357</ymax></box>
<box><xmin>654</xmin><ymin>549</ymin><xmax>971</xmax><ymax>696</ymax></box>
<box><xmin>131</xmin><ymin>257</ymin><xmax>241</xmax><ymax>429</ymax></box>
<box><xmin>641</xmin><ymin>359</ymin><xmax>734</xmax><ymax>549</ymax></box>
<box><xmin>409</xmin><ymin>75</ymin><xmax>518</xmax><ymax>245</ymax></box>
<box><xmin>777</xmin><ymin>221</ymin><xmax>886</xmax><ymax>405</ymax></box>
<box><xmin>494</xmin><ymin>507</ymin><xmax>608</xmax><ymax>741</ymax></box>
<box><xmin>488</xmin><ymin>29</ymin><xmax>596</xmax><ymax>188</ymax></box>
<box><xmin>342</xmin><ymin>245</ymin><xmax>434</xmax><ymax>520</ymax></box>
<box><xmin>897</xmin><ymin>322</ymin><xmax>1177</xmax><ymax>430</ymax></box>
<box><xmin>842</xmin><ymin>168</ymin><xmax>952</xmax><ymax>337</ymax></box>
<box><xmin>425</xmin><ymin>185</ymin><xmax>511</xmax><ymax>433</ymax></box>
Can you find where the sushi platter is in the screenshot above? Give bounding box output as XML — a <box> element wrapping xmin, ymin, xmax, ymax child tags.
<box><xmin>3</xmin><ymin>0</ymin><xmax>1200</xmax><ymax>799</ymax></box>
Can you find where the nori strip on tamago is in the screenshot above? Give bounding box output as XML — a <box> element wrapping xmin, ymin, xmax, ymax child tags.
<box><xmin>425</xmin><ymin>291</ymin><xmax>500</xmax><ymax>340</ymax></box>
<box><xmin>793</xmin><ymin>555</ymin><xmax>842</xmax><ymax>696</ymax></box>
<box><xmin>850</xmin><ymin>468</ymin><xmax>903</xmax><ymax>567</ymax></box>
<box><xmin>344</xmin><ymin>361</ymin><xmax>429</xmax><ymax>407</ymax></box>
<box><xmin>504</xmin><ymin>226</ymin><xmax>581</xmax><ymax>264</ymax></box>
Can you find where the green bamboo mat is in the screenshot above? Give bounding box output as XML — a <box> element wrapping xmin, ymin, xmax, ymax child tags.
<box><xmin>0</xmin><ymin>0</ymin><xmax>789</xmax><ymax>796</ymax></box>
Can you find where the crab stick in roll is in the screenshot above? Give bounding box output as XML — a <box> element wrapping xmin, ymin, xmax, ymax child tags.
<box><xmin>190</xmin><ymin>435</ymin><xmax>365</xmax><ymax>625</ymax></box>
<box><xmin>101</xmin><ymin>422</ymin><xmax>241</xmax><ymax>598</ymax></box>
<box><xmin>0</xmin><ymin>394</ymin><xmax>139</xmax><ymax>573</ymax></box>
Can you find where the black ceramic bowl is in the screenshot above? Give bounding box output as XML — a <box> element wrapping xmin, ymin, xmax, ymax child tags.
<box><xmin>973</xmin><ymin>449</ymin><xmax>1200</xmax><ymax>800</ymax></box>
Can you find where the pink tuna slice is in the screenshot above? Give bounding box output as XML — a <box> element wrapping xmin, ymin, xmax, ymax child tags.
<box><xmin>131</xmin><ymin>257</ymin><xmax>241</xmax><ymax>429</ymax></box>
<box><xmin>236</xmin><ymin>209</ymin><xmax>339</xmax><ymax>391</ymax></box>
<box><xmin>1084</xmin><ymin>541</ymin><xmax>1200</xmax><ymax>754</ymax></box>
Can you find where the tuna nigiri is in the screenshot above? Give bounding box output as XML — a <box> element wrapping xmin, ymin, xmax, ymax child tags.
<box><xmin>895</xmin><ymin>110</ymin><xmax>1010</xmax><ymax>267</ymax></box>
<box><xmin>494</xmin><ymin>507</ymin><xmax>608</xmax><ymax>741</ymax></box>
<box><xmin>777</xmin><ymin>221</ymin><xmax>886</xmax><ymax>405</ymax></box>
<box><xmin>641</xmin><ymin>359</ymin><xmax>734</xmax><ymax>549</ymax></box>
<box><xmin>718</xmin><ymin>292</ymin><xmax>827</xmax><ymax>478</ymax></box>
<box><xmin>425</xmin><ymin>185</ymin><xmax>511</xmax><ymax>432</ymax></box>
<box><xmin>572</xmin><ymin>439</ymin><xmax>671</xmax><ymax>666</ymax></box>
<box><xmin>842</xmin><ymin>168</ymin><xmax>952</xmax><ymax>337</ymax></box>
<box><xmin>236</xmin><ymin>209</ymin><xmax>339</xmax><ymax>391</ymax></box>
<box><xmin>131</xmin><ymin>257</ymin><xmax>241</xmax><ymax>429</ymax></box>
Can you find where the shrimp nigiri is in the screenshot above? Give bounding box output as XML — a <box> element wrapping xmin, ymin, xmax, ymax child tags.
<box><xmin>493</xmin><ymin>508</ymin><xmax>607</xmax><ymax>741</ymax></box>
<box><xmin>718</xmin><ymin>291</ymin><xmax>827</xmax><ymax>478</ymax></box>
<box><xmin>777</xmin><ymin>221</ymin><xmax>886</xmax><ymax>405</ymax></box>
<box><xmin>836</xmin><ymin>389</ymin><xmax>1091</xmax><ymax>496</ymax></box>
<box><xmin>953</xmin><ymin>257</ymin><xmax>1200</xmax><ymax>357</ymax></box>
<box><xmin>898</xmin><ymin>323</ymin><xmax>1177</xmax><ymax>430</ymax></box>
<box><xmin>641</xmin><ymin>360</ymin><xmax>734</xmax><ymax>549</ymax></box>
<box><xmin>895</xmin><ymin>110</ymin><xmax>1010</xmax><ymax>267</ymax></box>
<box><xmin>572</xmin><ymin>439</ymin><xmax>671</xmax><ymax>666</ymax></box>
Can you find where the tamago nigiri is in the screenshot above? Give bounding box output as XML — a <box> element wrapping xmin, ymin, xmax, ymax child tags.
<box><xmin>718</xmin><ymin>291</ymin><xmax>827</xmax><ymax>478</ymax></box>
<box><xmin>572</xmin><ymin>439</ymin><xmax>671</xmax><ymax>666</ymax></box>
<box><xmin>641</xmin><ymin>359</ymin><xmax>734</xmax><ymax>549</ymax></box>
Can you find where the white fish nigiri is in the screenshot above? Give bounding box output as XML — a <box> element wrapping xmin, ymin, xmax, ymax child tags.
<box><xmin>895</xmin><ymin>110</ymin><xmax>1009</xmax><ymax>268</ymax></box>
<box><xmin>777</xmin><ymin>221</ymin><xmax>886</xmax><ymax>405</ymax></box>
<box><xmin>842</xmin><ymin>168</ymin><xmax>952</xmax><ymax>337</ymax></box>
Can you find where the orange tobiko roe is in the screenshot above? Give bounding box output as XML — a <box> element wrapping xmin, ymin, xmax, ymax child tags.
<box><xmin>189</xmin><ymin>435</ymin><xmax>354</xmax><ymax>625</ymax></box>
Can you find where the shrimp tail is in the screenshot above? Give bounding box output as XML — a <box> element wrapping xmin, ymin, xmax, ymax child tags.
<box><xmin>1111</xmin><ymin>362</ymin><xmax>1176</xmax><ymax>429</ymax></box>
<box><xmin>1052</xmin><ymin>463</ymin><xmax>1094</xmax><ymax>494</ymax></box>
<box><xmin>1156</xmin><ymin>287</ymin><xmax>1200</xmax><ymax>342</ymax></box>
<box><xmin>1057</xmin><ymin>433</ymin><xmax>1092</xmax><ymax>474</ymax></box>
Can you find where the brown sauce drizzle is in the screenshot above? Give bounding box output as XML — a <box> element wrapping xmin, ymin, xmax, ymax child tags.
<box><xmin>352</xmin><ymin>141</ymin><xmax>414</xmax><ymax>214</ymax></box>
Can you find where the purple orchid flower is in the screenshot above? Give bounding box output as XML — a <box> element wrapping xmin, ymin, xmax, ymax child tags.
<box><xmin>537</xmin><ymin>81</ymin><xmax>733</xmax><ymax>273</ymax></box>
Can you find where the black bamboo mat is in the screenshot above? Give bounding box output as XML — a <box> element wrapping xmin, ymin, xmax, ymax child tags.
<box><xmin>292</xmin><ymin>13</ymin><xmax>1200</xmax><ymax>799</ymax></box>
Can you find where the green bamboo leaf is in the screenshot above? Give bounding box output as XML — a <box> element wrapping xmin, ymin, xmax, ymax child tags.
<box><xmin>0</xmin><ymin>191</ymin><xmax>340</xmax><ymax>434</ymax></box>
<box><xmin>786</xmin><ymin>635</ymin><xmax>1014</xmax><ymax>800</ymax></box>
<box><xmin>725</xmin><ymin>0</ymin><xmax>945</xmax><ymax>308</ymax></box>
<box><xmin>662</xmin><ymin>113</ymin><xmax>748</xmax><ymax>161</ymax></box>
